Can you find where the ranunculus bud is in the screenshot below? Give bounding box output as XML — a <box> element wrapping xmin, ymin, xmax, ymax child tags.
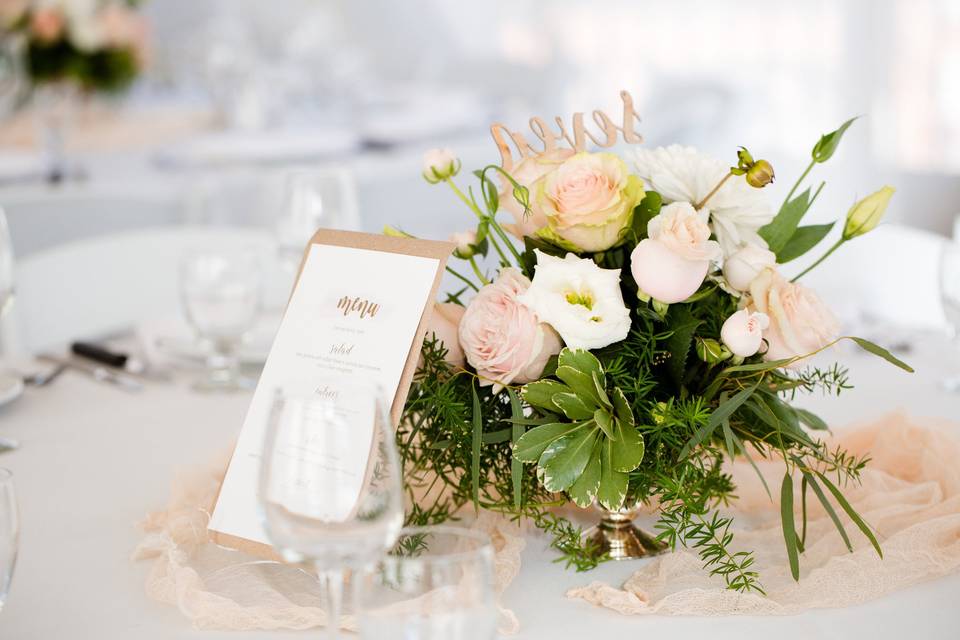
<box><xmin>422</xmin><ymin>148</ymin><xmax>460</xmax><ymax>184</ymax></box>
<box><xmin>745</xmin><ymin>160</ymin><xmax>775</xmax><ymax>188</ymax></box>
<box><xmin>720</xmin><ymin>309</ymin><xmax>770</xmax><ymax>358</ymax></box>
<box><xmin>842</xmin><ymin>186</ymin><xmax>894</xmax><ymax>240</ymax></box>
<box><xmin>722</xmin><ymin>244</ymin><xmax>777</xmax><ymax>291</ymax></box>
<box><xmin>449</xmin><ymin>230</ymin><xmax>478</xmax><ymax>259</ymax></box>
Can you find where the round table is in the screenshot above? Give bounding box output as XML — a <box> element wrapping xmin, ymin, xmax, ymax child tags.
<box><xmin>0</xmin><ymin>332</ymin><xmax>957</xmax><ymax>639</ymax></box>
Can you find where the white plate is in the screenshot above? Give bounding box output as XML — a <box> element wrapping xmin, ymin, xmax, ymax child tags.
<box><xmin>0</xmin><ymin>374</ymin><xmax>24</xmax><ymax>408</ymax></box>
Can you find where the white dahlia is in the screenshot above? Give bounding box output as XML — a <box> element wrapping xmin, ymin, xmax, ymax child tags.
<box><xmin>632</xmin><ymin>144</ymin><xmax>773</xmax><ymax>256</ymax></box>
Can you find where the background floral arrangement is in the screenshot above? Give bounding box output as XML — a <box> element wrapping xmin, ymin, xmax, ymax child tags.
<box><xmin>0</xmin><ymin>0</ymin><xmax>148</xmax><ymax>92</ymax></box>
<box><xmin>395</xmin><ymin>114</ymin><xmax>911</xmax><ymax>593</ymax></box>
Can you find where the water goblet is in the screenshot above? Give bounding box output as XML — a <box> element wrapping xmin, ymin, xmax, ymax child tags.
<box><xmin>356</xmin><ymin>525</ymin><xmax>498</xmax><ymax>640</ymax></box>
<box><xmin>258</xmin><ymin>382</ymin><xmax>404</xmax><ymax>638</ymax></box>
<box><xmin>179</xmin><ymin>249</ymin><xmax>262</xmax><ymax>391</ymax></box>
<box><xmin>0</xmin><ymin>469</ymin><xmax>18</xmax><ymax>613</ymax></box>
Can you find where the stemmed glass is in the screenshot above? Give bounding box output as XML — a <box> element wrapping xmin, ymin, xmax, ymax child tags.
<box><xmin>0</xmin><ymin>207</ymin><xmax>15</xmax><ymax>318</ymax></box>
<box><xmin>0</xmin><ymin>469</ymin><xmax>18</xmax><ymax>612</ymax></box>
<box><xmin>356</xmin><ymin>526</ymin><xmax>498</xmax><ymax>640</ymax></box>
<box><xmin>275</xmin><ymin>169</ymin><xmax>358</xmax><ymax>272</ymax></box>
<box><xmin>258</xmin><ymin>382</ymin><xmax>404</xmax><ymax>639</ymax></box>
<box><xmin>179</xmin><ymin>249</ymin><xmax>262</xmax><ymax>391</ymax></box>
<box><xmin>939</xmin><ymin>238</ymin><xmax>960</xmax><ymax>392</ymax></box>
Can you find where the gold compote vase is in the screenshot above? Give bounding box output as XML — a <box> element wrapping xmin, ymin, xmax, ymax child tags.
<box><xmin>586</xmin><ymin>501</ymin><xmax>666</xmax><ymax>560</ymax></box>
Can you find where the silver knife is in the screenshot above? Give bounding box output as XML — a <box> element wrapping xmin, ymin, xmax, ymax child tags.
<box><xmin>38</xmin><ymin>354</ymin><xmax>144</xmax><ymax>392</ymax></box>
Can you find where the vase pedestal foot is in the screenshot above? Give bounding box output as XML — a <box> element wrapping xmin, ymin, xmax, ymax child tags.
<box><xmin>586</xmin><ymin>506</ymin><xmax>667</xmax><ymax>561</ymax></box>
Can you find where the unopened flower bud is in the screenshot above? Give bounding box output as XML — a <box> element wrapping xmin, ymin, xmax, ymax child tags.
<box><xmin>422</xmin><ymin>148</ymin><xmax>460</xmax><ymax>184</ymax></box>
<box><xmin>696</xmin><ymin>337</ymin><xmax>732</xmax><ymax>364</ymax></box>
<box><xmin>449</xmin><ymin>229</ymin><xmax>479</xmax><ymax>259</ymax></box>
<box><xmin>745</xmin><ymin>159</ymin><xmax>775</xmax><ymax>188</ymax></box>
<box><xmin>842</xmin><ymin>186</ymin><xmax>895</xmax><ymax>240</ymax></box>
<box><xmin>383</xmin><ymin>225</ymin><xmax>414</xmax><ymax>238</ymax></box>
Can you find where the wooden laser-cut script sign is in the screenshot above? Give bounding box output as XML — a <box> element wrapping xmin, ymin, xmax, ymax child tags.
<box><xmin>489</xmin><ymin>90</ymin><xmax>644</xmax><ymax>170</ymax></box>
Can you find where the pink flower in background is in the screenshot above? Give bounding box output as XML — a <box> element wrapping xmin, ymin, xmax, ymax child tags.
<box><xmin>720</xmin><ymin>309</ymin><xmax>770</xmax><ymax>357</ymax></box>
<box><xmin>497</xmin><ymin>148</ymin><xmax>575</xmax><ymax>238</ymax></box>
<box><xmin>748</xmin><ymin>268</ymin><xmax>839</xmax><ymax>363</ymax></box>
<box><xmin>459</xmin><ymin>267</ymin><xmax>561</xmax><ymax>390</ymax></box>
<box><xmin>30</xmin><ymin>8</ymin><xmax>64</xmax><ymax>43</ymax></box>
<box><xmin>630</xmin><ymin>202</ymin><xmax>720</xmax><ymax>304</ymax></box>
<box><xmin>425</xmin><ymin>303</ymin><xmax>466</xmax><ymax>368</ymax></box>
<box><xmin>98</xmin><ymin>4</ymin><xmax>149</xmax><ymax>64</ymax></box>
<box><xmin>0</xmin><ymin>0</ymin><xmax>28</xmax><ymax>28</ymax></box>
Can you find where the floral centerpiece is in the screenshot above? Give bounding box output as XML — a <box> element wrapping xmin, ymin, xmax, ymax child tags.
<box><xmin>395</xmin><ymin>95</ymin><xmax>910</xmax><ymax>593</ymax></box>
<box><xmin>1</xmin><ymin>0</ymin><xmax>149</xmax><ymax>180</ymax></box>
<box><xmin>1</xmin><ymin>0</ymin><xmax>148</xmax><ymax>92</ymax></box>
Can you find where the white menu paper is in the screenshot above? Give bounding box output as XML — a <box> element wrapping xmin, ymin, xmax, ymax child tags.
<box><xmin>209</xmin><ymin>238</ymin><xmax>447</xmax><ymax>549</ymax></box>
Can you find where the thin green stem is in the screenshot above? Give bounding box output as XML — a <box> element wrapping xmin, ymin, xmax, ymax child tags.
<box><xmin>792</xmin><ymin>238</ymin><xmax>844</xmax><ymax>281</ymax></box>
<box><xmin>445</xmin><ymin>177</ymin><xmax>523</xmax><ymax>266</ymax></box>
<box><xmin>468</xmin><ymin>257</ymin><xmax>490</xmax><ymax>285</ymax></box>
<box><xmin>695</xmin><ymin>172</ymin><xmax>733</xmax><ymax>210</ymax></box>
<box><xmin>781</xmin><ymin>159</ymin><xmax>816</xmax><ymax>212</ymax></box>
<box><xmin>446</xmin><ymin>265</ymin><xmax>480</xmax><ymax>291</ymax></box>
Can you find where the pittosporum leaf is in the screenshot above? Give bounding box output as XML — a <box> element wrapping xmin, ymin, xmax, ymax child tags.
<box><xmin>541</xmin><ymin>427</ymin><xmax>599</xmax><ymax>493</ymax></box>
<box><xmin>512</xmin><ymin>422</ymin><xmax>581</xmax><ymax>463</ymax></box>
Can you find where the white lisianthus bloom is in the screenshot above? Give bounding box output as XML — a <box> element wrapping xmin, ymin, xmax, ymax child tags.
<box><xmin>633</xmin><ymin>144</ymin><xmax>773</xmax><ymax>256</ymax></box>
<box><xmin>518</xmin><ymin>250</ymin><xmax>631</xmax><ymax>350</ymax></box>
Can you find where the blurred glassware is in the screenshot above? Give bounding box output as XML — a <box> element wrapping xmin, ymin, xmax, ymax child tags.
<box><xmin>357</xmin><ymin>525</ymin><xmax>497</xmax><ymax>640</ymax></box>
<box><xmin>0</xmin><ymin>207</ymin><xmax>15</xmax><ymax>318</ymax></box>
<box><xmin>0</xmin><ymin>468</ymin><xmax>18</xmax><ymax>613</ymax></box>
<box><xmin>31</xmin><ymin>84</ymin><xmax>84</xmax><ymax>184</ymax></box>
<box><xmin>275</xmin><ymin>168</ymin><xmax>359</xmax><ymax>271</ymax></box>
<box><xmin>940</xmin><ymin>236</ymin><xmax>960</xmax><ymax>393</ymax></box>
<box><xmin>258</xmin><ymin>385</ymin><xmax>403</xmax><ymax>640</ymax></box>
<box><xmin>179</xmin><ymin>249</ymin><xmax>262</xmax><ymax>391</ymax></box>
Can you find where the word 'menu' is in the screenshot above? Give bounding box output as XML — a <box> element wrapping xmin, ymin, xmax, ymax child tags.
<box><xmin>337</xmin><ymin>295</ymin><xmax>380</xmax><ymax>319</ymax></box>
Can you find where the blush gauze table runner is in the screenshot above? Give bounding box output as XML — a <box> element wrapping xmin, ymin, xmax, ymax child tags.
<box><xmin>133</xmin><ymin>412</ymin><xmax>960</xmax><ymax>631</ymax></box>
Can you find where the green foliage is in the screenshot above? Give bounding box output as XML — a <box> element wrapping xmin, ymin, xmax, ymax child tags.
<box><xmin>777</xmin><ymin>223</ymin><xmax>835</xmax><ymax>264</ymax></box>
<box><xmin>516</xmin><ymin>349</ymin><xmax>644</xmax><ymax>509</ymax></box>
<box><xmin>26</xmin><ymin>40</ymin><xmax>139</xmax><ymax>93</ymax></box>
<box><xmin>812</xmin><ymin>117</ymin><xmax>859</xmax><ymax>163</ymax></box>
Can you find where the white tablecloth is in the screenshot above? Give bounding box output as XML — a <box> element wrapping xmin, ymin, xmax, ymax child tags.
<box><xmin>0</xmin><ymin>333</ymin><xmax>958</xmax><ymax>639</ymax></box>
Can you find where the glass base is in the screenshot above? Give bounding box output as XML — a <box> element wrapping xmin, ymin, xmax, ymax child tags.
<box><xmin>191</xmin><ymin>374</ymin><xmax>256</xmax><ymax>393</ymax></box>
<box><xmin>585</xmin><ymin>505</ymin><xmax>667</xmax><ymax>561</ymax></box>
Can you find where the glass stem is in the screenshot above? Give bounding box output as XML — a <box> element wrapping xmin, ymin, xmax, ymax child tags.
<box><xmin>206</xmin><ymin>339</ymin><xmax>239</xmax><ymax>385</ymax></box>
<box><xmin>321</xmin><ymin>567</ymin><xmax>345</xmax><ymax>639</ymax></box>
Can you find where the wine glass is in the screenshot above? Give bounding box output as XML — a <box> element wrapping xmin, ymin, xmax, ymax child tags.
<box><xmin>179</xmin><ymin>249</ymin><xmax>262</xmax><ymax>391</ymax></box>
<box><xmin>258</xmin><ymin>382</ymin><xmax>404</xmax><ymax>639</ymax></box>
<box><xmin>940</xmin><ymin>238</ymin><xmax>960</xmax><ymax>392</ymax></box>
<box><xmin>275</xmin><ymin>168</ymin><xmax>359</xmax><ymax>271</ymax></box>
<box><xmin>0</xmin><ymin>469</ymin><xmax>18</xmax><ymax>613</ymax></box>
<box><xmin>356</xmin><ymin>526</ymin><xmax>498</xmax><ymax>640</ymax></box>
<box><xmin>0</xmin><ymin>207</ymin><xmax>15</xmax><ymax>318</ymax></box>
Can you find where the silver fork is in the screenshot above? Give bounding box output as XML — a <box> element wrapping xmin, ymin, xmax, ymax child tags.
<box><xmin>22</xmin><ymin>362</ymin><xmax>66</xmax><ymax>387</ymax></box>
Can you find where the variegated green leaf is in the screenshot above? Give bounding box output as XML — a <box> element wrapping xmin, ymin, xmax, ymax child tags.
<box><xmin>610</xmin><ymin>387</ymin><xmax>634</xmax><ymax>427</ymax></box>
<box><xmin>567</xmin><ymin>439</ymin><xmax>602</xmax><ymax>507</ymax></box>
<box><xmin>610</xmin><ymin>418</ymin><xmax>645</xmax><ymax>472</ymax></box>
<box><xmin>541</xmin><ymin>427</ymin><xmax>599</xmax><ymax>493</ymax></box>
<box><xmin>513</xmin><ymin>422</ymin><xmax>580</xmax><ymax>463</ymax></box>
<box><xmin>521</xmin><ymin>380</ymin><xmax>570</xmax><ymax>413</ymax></box>
<box><xmin>598</xmin><ymin>438</ymin><xmax>628</xmax><ymax>510</ymax></box>
<box><xmin>553</xmin><ymin>392</ymin><xmax>595</xmax><ymax>421</ymax></box>
<box><xmin>594</xmin><ymin>409</ymin><xmax>616</xmax><ymax>440</ymax></box>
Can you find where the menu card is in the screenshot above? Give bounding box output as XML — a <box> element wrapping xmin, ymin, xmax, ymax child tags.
<box><xmin>209</xmin><ymin>229</ymin><xmax>453</xmax><ymax>553</ymax></box>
